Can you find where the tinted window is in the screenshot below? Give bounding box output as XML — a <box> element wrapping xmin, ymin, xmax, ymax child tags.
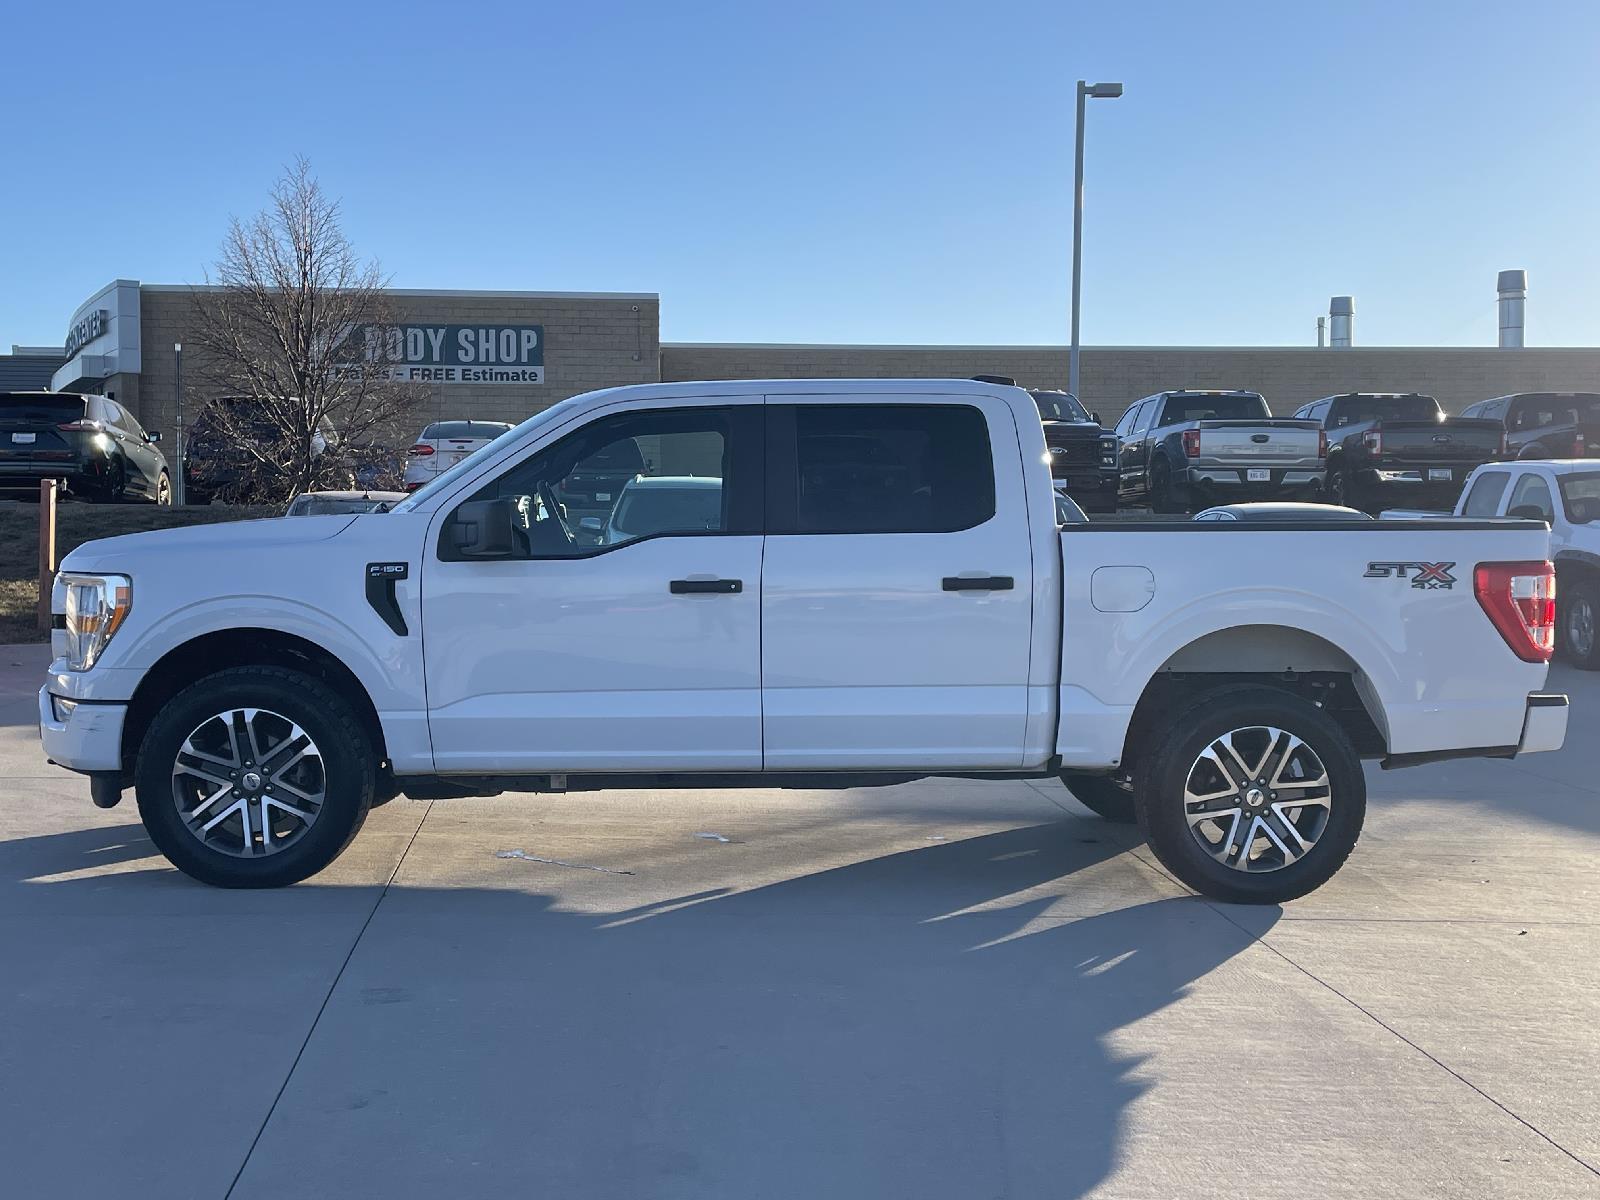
<box><xmin>1330</xmin><ymin>395</ymin><xmax>1440</xmax><ymax>426</ymax></box>
<box><xmin>1557</xmin><ymin>471</ymin><xmax>1600</xmax><ymax>521</ymax></box>
<box><xmin>422</xmin><ymin>421</ymin><xmax>513</xmax><ymax>440</ymax></box>
<box><xmin>1157</xmin><ymin>394</ymin><xmax>1269</xmax><ymax>423</ymax></box>
<box><xmin>469</xmin><ymin>407</ymin><xmax>743</xmax><ymax>557</ymax></box>
<box><xmin>1462</xmin><ymin>470</ymin><xmax>1511</xmax><ymax>516</ymax></box>
<box><xmin>784</xmin><ymin>404</ymin><xmax>995</xmax><ymax>534</ymax></box>
<box><xmin>0</xmin><ymin>394</ymin><xmax>85</xmax><ymax>424</ymax></box>
<box><xmin>1114</xmin><ymin>404</ymin><xmax>1142</xmax><ymax>437</ymax></box>
<box><xmin>1507</xmin><ymin>474</ymin><xmax>1555</xmax><ymax>521</ymax></box>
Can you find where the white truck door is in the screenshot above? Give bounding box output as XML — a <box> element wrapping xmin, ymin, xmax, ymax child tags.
<box><xmin>760</xmin><ymin>395</ymin><xmax>1036</xmax><ymax>769</ymax></box>
<box><xmin>421</xmin><ymin>401</ymin><xmax>765</xmax><ymax>772</ymax></box>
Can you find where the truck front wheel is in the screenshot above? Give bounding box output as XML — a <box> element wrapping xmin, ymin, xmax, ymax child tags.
<box><xmin>1058</xmin><ymin>772</ymin><xmax>1138</xmax><ymax>823</ymax></box>
<box><xmin>135</xmin><ymin>666</ymin><xmax>375</xmax><ymax>888</ymax></box>
<box><xmin>1137</xmin><ymin>688</ymin><xmax>1365</xmax><ymax>904</ymax></box>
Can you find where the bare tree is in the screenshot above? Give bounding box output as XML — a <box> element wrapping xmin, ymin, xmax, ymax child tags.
<box><xmin>188</xmin><ymin>158</ymin><xmax>419</xmax><ymax>501</ymax></box>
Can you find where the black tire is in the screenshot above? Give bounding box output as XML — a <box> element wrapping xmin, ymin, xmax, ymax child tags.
<box><xmin>95</xmin><ymin>459</ymin><xmax>126</xmax><ymax>503</ymax></box>
<box><xmin>1327</xmin><ymin>466</ymin><xmax>1350</xmax><ymax>508</ymax></box>
<box><xmin>1059</xmin><ymin>772</ymin><xmax>1138</xmax><ymax>823</ymax></box>
<box><xmin>135</xmin><ymin>666</ymin><xmax>375</xmax><ymax>888</ymax></box>
<box><xmin>1149</xmin><ymin>458</ymin><xmax>1180</xmax><ymax>514</ymax></box>
<box><xmin>1137</xmin><ymin>687</ymin><xmax>1366</xmax><ymax>904</ymax></box>
<box><xmin>1558</xmin><ymin>576</ymin><xmax>1600</xmax><ymax>670</ymax></box>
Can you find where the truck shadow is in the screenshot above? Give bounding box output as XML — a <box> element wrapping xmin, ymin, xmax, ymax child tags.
<box><xmin>0</xmin><ymin>817</ymin><xmax>1274</xmax><ymax>1200</ymax></box>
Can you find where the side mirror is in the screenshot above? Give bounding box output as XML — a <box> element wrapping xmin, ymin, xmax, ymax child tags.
<box><xmin>1508</xmin><ymin>505</ymin><xmax>1550</xmax><ymax>522</ymax></box>
<box><xmin>1092</xmin><ymin>411</ymin><xmax>1102</xmax><ymax>424</ymax></box>
<box><xmin>146</xmin><ymin>430</ymin><xmax>162</xmax><ymax>443</ymax></box>
<box><xmin>448</xmin><ymin>496</ymin><xmax>530</xmax><ymax>558</ymax></box>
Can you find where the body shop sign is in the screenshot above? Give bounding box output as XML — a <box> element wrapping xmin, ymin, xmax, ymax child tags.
<box><xmin>360</xmin><ymin>325</ymin><xmax>544</xmax><ymax>384</ymax></box>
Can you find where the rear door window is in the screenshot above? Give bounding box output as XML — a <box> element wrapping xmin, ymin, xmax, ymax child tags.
<box><xmin>1507</xmin><ymin>473</ymin><xmax>1555</xmax><ymax>522</ymax></box>
<box><xmin>772</xmin><ymin>404</ymin><xmax>995</xmax><ymax>534</ymax></box>
<box><xmin>1462</xmin><ymin>470</ymin><xmax>1511</xmax><ymax>516</ymax></box>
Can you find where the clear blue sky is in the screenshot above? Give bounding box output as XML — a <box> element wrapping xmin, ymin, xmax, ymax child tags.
<box><xmin>4</xmin><ymin>0</ymin><xmax>1597</xmax><ymax>349</ymax></box>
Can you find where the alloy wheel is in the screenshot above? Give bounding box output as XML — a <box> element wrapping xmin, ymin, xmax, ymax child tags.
<box><xmin>1569</xmin><ymin>597</ymin><xmax>1596</xmax><ymax>660</ymax></box>
<box><xmin>1182</xmin><ymin>725</ymin><xmax>1332</xmax><ymax>873</ymax></box>
<box><xmin>170</xmin><ymin>708</ymin><xmax>325</xmax><ymax>858</ymax></box>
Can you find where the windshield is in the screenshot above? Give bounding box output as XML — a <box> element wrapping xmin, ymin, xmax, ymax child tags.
<box><xmin>612</xmin><ymin>485</ymin><xmax>723</xmax><ymax>536</ymax></box>
<box><xmin>1032</xmin><ymin>391</ymin><xmax>1091</xmax><ymax>423</ymax></box>
<box><xmin>1161</xmin><ymin>394</ymin><xmax>1269</xmax><ymax>422</ymax></box>
<box><xmin>1331</xmin><ymin>396</ymin><xmax>1441</xmax><ymax>426</ymax></box>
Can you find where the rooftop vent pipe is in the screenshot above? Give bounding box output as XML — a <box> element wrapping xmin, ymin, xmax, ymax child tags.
<box><xmin>1329</xmin><ymin>296</ymin><xmax>1354</xmax><ymax>349</ymax></box>
<box><xmin>1498</xmin><ymin>270</ymin><xmax>1527</xmax><ymax>348</ymax></box>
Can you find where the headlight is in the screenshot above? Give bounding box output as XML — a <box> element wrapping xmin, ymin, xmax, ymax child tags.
<box><xmin>60</xmin><ymin>573</ymin><xmax>132</xmax><ymax>671</ymax></box>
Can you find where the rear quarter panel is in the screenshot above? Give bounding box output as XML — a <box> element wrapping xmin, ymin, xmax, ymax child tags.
<box><xmin>1056</xmin><ymin>522</ymin><xmax>1552</xmax><ymax>767</ymax></box>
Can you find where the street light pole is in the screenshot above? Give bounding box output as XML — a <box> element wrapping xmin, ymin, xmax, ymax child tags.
<box><xmin>1069</xmin><ymin>80</ymin><xmax>1123</xmax><ymax>402</ymax></box>
<box><xmin>173</xmin><ymin>343</ymin><xmax>185</xmax><ymax>506</ymax></box>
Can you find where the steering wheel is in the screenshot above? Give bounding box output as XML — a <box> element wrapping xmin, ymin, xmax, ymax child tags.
<box><xmin>536</xmin><ymin>481</ymin><xmax>575</xmax><ymax>546</ymax></box>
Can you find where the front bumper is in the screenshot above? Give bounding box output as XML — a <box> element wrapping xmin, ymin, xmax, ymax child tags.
<box><xmin>39</xmin><ymin>686</ymin><xmax>127</xmax><ymax>773</ymax></box>
<box><xmin>1053</xmin><ymin>470</ymin><xmax>1118</xmax><ymax>512</ymax></box>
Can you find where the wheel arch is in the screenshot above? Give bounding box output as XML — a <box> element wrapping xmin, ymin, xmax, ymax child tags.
<box><xmin>120</xmin><ymin>628</ymin><xmax>389</xmax><ymax>781</ymax></box>
<box><xmin>1119</xmin><ymin>624</ymin><xmax>1389</xmax><ymax>770</ymax></box>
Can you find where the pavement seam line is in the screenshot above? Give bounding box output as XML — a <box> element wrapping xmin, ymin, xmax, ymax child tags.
<box><xmin>222</xmin><ymin>799</ymin><xmax>436</xmax><ymax>1200</ymax></box>
<box><xmin>1201</xmin><ymin>898</ymin><xmax>1600</xmax><ymax>1179</ymax></box>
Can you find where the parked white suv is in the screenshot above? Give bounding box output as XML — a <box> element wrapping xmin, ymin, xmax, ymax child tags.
<box><xmin>1388</xmin><ymin>460</ymin><xmax>1600</xmax><ymax>668</ymax></box>
<box><xmin>403</xmin><ymin>420</ymin><xmax>512</xmax><ymax>491</ymax></box>
<box><xmin>40</xmin><ymin>379</ymin><xmax>1567</xmax><ymax>902</ymax></box>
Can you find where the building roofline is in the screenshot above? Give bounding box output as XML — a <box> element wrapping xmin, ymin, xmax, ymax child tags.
<box><xmin>140</xmin><ymin>284</ymin><xmax>659</xmax><ymax>301</ymax></box>
<box><xmin>662</xmin><ymin>341</ymin><xmax>1600</xmax><ymax>353</ymax></box>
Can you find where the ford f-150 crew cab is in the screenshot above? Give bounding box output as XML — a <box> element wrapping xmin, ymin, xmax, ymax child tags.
<box><xmin>39</xmin><ymin>379</ymin><xmax>1569</xmax><ymax>904</ymax></box>
<box><xmin>1113</xmin><ymin>389</ymin><xmax>1325</xmax><ymax>512</ymax></box>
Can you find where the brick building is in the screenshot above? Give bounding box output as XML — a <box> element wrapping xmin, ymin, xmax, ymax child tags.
<box><xmin>46</xmin><ymin>279</ymin><xmax>1600</xmax><ymax>442</ymax></box>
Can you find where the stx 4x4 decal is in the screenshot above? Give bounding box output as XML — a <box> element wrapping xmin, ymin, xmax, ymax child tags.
<box><xmin>1364</xmin><ymin>561</ymin><xmax>1457</xmax><ymax>590</ymax></box>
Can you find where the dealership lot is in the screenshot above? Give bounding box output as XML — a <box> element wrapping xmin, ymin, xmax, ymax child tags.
<box><xmin>1</xmin><ymin>643</ymin><xmax>1596</xmax><ymax>1198</ymax></box>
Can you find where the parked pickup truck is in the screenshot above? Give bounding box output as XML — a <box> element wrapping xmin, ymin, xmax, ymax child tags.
<box><xmin>40</xmin><ymin>379</ymin><xmax>1567</xmax><ymax>904</ymax></box>
<box><xmin>1385</xmin><ymin>459</ymin><xmax>1600</xmax><ymax>669</ymax></box>
<box><xmin>1114</xmin><ymin>389</ymin><xmax>1324</xmax><ymax>512</ymax></box>
<box><xmin>1293</xmin><ymin>392</ymin><xmax>1505</xmax><ymax>514</ymax></box>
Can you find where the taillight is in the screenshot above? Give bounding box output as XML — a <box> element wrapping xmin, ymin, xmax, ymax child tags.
<box><xmin>1474</xmin><ymin>560</ymin><xmax>1555</xmax><ymax>663</ymax></box>
<box><xmin>408</xmin><ymin>443</ymin><xmax>435</xmax><ymax>457</ymax></box>
<box><xmin>56</xmin><ymin>420</ymin><xmax>101</xmax><ymax>432</ymax></box>
<box><xmin>1499</xmin><ymin>432</ymin><xmax>1508</xmax><ymax>456</ymax></box>
<box><xmin>1363</xmin><ymin>430</ymin><xmax>1382</xmax><ymax>456</ymax></box>
<box><xmin>1182</xmin><ymin>429</ymin><xmax>1201</xmax><ymax>458</ymax></box>
<box><xmin>1575</xmin><ymin>432</ymin><xmax>1586</xmax><ymax>456</ymax></box>
<box><xmin>1317</xmin><ymin>429</ymin><xmax>1327</xmax><ymax>459</ymax></box>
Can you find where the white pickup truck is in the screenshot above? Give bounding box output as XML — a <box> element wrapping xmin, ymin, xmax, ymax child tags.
<box><xmin>40</xmin><ymin>379</ymin><xmax>1568</xmax><ymax>903</ymax></box>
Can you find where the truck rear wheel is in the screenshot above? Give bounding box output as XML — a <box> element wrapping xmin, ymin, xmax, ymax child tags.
<box><xmin>1058</xmin><ymin>772</ymin><xmax>1137</xmax><ymax>823</ymax></box>
<box><xmin>1559</xmin><ymin>577</ymin><xmax>1600</xmax><ymax>669</ymax></box>
<box><xmin>1136</xmin><ymin>688</ymin><xmax>1365</xmax><ymax>904</ymax></box>
<box><xmin>135</xmin><ymin>666</ymin><xmax>375</xmax><ymax>888</ymax></box>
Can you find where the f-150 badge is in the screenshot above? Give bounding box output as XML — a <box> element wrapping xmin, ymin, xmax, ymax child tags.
<box><xmin>1364</xmin><ymin>561</ymin><xmax>1456</xmax><ymax>590</ymax></box>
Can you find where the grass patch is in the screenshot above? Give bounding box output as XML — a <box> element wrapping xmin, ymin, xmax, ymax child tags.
<box><xmin>0</xmin><ymin>500</ymin><xmax>278</xmax><ymax>644</ymax></box>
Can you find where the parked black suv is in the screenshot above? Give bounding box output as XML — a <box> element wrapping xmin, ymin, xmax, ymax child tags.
<box><xmin>1294</xmin><ymin>392</ymin><xmax>1505</xmax><ymax>513</ymax></box>
<box><xmin>0</xmin><ymin>391</ymin><xmax>171</xmax><ymax>503</ymax></box>
<box><xmin>1460</xmin><ymin>392</ymin><xmax>1600</xmax><ymax>461</ymax></box>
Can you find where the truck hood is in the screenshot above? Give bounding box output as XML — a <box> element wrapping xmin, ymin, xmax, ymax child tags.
<box><xmin>60</xmin><ymin>515</ymin><xmax>358</xmax><ymax>574</ymax></box>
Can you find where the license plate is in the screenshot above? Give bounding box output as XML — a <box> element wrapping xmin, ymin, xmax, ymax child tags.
<box><xmin>1247</xmin><ymin>468</ymin><xmax>1270</xmax><ymax>482</ymax></box>
<box><xmin>596</xmin><ymin>492</ymin><xmax>611</xmax><ymax>502</ymax></box>
<box><xmin>450</xmin><ymin>452</ymin><xmax>466</xmax><ymax>464</ymax></box>
<box><xmin>11</xmin><ymin>432</ymin><xmax>36</xmax><ymax>444</ymax></box>
<box><xmin>1428</xmin><ymin>468</ymin><xmax>1452</xmax><ymax>482</ymax></box>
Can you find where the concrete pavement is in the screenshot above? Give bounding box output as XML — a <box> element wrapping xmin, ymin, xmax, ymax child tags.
<box><xmin>1</xmin><ymin>641</ymin><xmax>1596</xmax><ymax>1198</ymax></box>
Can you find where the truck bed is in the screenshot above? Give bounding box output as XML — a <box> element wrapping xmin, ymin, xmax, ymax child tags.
<box><xmin>1053</xmin><ymin>518</ymin><xmax>1554</xmax><ymax>768</ymax></box>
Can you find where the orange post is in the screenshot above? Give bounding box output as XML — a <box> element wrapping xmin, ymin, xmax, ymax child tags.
<box><xmin>37</xmin><ymin>479</ymin><xmax>58</xmax><ymax>632</ymax></box>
